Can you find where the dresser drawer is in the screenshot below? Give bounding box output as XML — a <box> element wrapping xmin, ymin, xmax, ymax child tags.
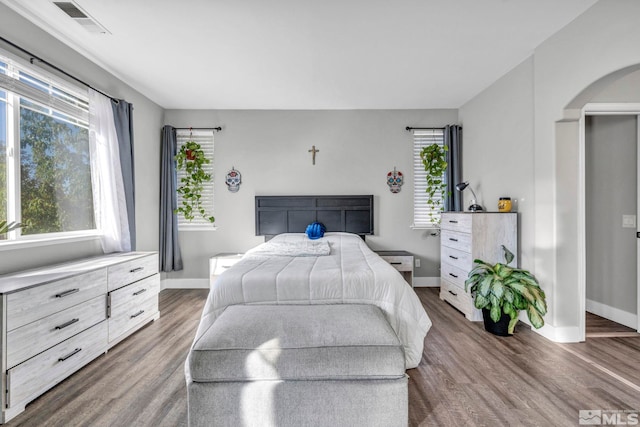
<box><xmin>7</xmin><ymin>295</ymin><xmax>106</xmax><ymax>368</ymax></box>
<box><xmin>7</xmin><ymin>321</ymin><xmax>107</xmax><ymax>408</ymax></box>
<box><xmin>109</xmin><ymin>274</ymin><xmax>159</xmax><ymax>342</ymax></box>
<box><xmin>440</xmin><ymin>279</ymin><xmax>471</xmax><ymax>314</ymax></box>
<box><xmin>109</xmin><ymin>293</ymin><xmax>158</xmax><ymax>343</ymax></box>
<box><xmin>110</xmin><ymin>274</ymin><xmax>160</xmax><ymax>310</ymax></box>
<box><xmin>440</xmin><ymin>213</ymin><xmax>472</xmax><ymax>233</ymax></box>
<box><xmin>107</xmin><ymin>254</ymin><xmax>158</xmax><ymax>292</ymax></box>
<box><xmin>441</xmin><ymin>246</ymin><xmax>473</xmax><ymax>272</ymax></box>
<box><xmin>440</xmin><ymin>229</ymin><xmax>472</xmax><ymax>252</ymax></box>
<box><xmin>440</xmin><ymin>262</ymin><xmax>469</xmax><ymax>288</ymax></box>
<box><xmin>379</xmin><ymin>255</ymin><xmax>413</xmax><ymax>272</ymax></box>
<box><xmin>6</xmin><ymin>269</ymin><xmax>107</xmax><ymax>331</ymax></box>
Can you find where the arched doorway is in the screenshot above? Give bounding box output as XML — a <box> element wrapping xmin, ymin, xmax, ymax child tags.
<box><xmin>565</xmin><ymin>64</ymin><xmax>640</xmax><ymax>340</ymax></box>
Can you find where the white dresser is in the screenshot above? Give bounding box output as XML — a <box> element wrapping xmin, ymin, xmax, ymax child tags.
<box><xmin>0</xmin><ymin>251</ymin><xmax>159</xmax><ymax>423</ymax></box>
<box><xmin>439</xmin><ymin>212</ymin><xmax>517</xmax><ymax>321</ymax></box>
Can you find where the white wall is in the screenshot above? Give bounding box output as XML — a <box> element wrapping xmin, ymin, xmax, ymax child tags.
<box><xmin>0</xmin><ymin>3</ymin><xmax>164</xmax><ymax>275</ymax></box>
<box><xmin>459</xmin><ymin>57</ymin><xmax>535</xmax><ymax>268</ymax></box>
<box><xmin>163</xmin><ymin>109</ymin><xmax>458</xmax><ymax>281</ymax></box>
<box><xmin>590</xmin><ymin>69</ymin><xmax>640</xmax><ymax>103</ymax></box>
<box><xmin>459</xmin><ymin>0</ymin><xmax>640</xmax><ymax>340</ymax></box>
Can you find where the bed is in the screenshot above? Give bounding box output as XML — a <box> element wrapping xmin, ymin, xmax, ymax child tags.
<box><xmin>186</xmin><ymin>195</ymin><xmax>432</xmax><ymax>426</ymax></box>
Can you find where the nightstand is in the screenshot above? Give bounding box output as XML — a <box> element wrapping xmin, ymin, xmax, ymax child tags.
<box><xmin>209</xmin><ymin>253</ymin><xmax>244</xmax><ymax>287</ymax></box>
<box><xmin>375</xmin><ymin>250</ymin><xmax>414</xmax><ymax>287</ymax></box>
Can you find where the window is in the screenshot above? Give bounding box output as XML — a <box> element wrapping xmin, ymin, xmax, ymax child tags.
<box><xmin>413</xmin><ymin>128</ymin><xmax>445</xmax><ymax>228</ymax></box>
<box><xmin>176</xmin><ymin>129</ymin><xmax>215</xmax><ymax>229</ymax></box>
<box><xmin>0</xmin><ymin>51</ymin><xmax>94</xmax><ymax>242</ymax></box>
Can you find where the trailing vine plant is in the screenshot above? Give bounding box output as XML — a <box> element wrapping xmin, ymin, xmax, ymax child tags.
<box><xmin>420</xmin><ymin>143</ymin><xmax>449</xmax><ymax>225</ymax></box>
<box><xmin>175</xmin><ymin>140</ymin><xmax>215</xmax><ymax>224</ymax></box>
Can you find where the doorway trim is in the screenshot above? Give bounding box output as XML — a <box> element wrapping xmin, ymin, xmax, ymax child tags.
<box><xmin>578</xmin><ymin>102</ymin><xmax>640</xmax><ymax>341</ymax></box>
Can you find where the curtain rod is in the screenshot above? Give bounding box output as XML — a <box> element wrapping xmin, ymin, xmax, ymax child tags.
<box><xmin>0</xmin><ymin>35</ymin><xmax>118</xmax><ymax>103</ymax></box>
<box><xmin>175</xmin><ymin>127</ymin><xmax>222</xmax><ymax>132</ymax></box>
<box><xmin>405</xmin><ymin>126</ymin><xmax>445</xmax><ymax>131</ymax></box>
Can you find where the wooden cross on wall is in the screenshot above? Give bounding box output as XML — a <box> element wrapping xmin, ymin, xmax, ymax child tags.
<box><xmin>308</xmin><ymin>145</ymin><xmax>319</xmax><ymax>165</ymax></box>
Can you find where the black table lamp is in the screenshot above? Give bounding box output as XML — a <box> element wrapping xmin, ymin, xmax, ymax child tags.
<box><xmin>455</xmin><ymin>181</ymin><xmax>484</xmax><ymax>212</ymax></box>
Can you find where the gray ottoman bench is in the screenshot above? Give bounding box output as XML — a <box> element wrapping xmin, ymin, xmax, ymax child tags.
<box><xmin>186</xmin><ymin>304</ymin><xmax>408</xmax><ymax>427</ymax></box>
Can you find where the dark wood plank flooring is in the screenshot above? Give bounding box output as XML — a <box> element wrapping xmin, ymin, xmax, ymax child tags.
<box><xmin>586</xmin><ymin>311</ymin><xmax>640</xmax><ymax>338</ymax></box>
<box><xmin>409</xmin><ymin>289</ymin><xmax>640</xmax><ymax>426</ymax></box>
<box><xmin>6</xmin><ymin>288</ymin><xmax>640</xmax><ymax>426</ymax></box>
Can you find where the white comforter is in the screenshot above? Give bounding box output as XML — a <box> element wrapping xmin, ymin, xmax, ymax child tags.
<box><xmin>194</xmin><ymin>232</ymin><xmax>432</xmax><ymax>368</ymax></box>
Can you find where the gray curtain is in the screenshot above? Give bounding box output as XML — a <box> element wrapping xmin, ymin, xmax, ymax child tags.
<box><xmin>111</xmin><ymin>99</ymin><xmax>136</xmax><ymax>249</ymax></box>
<box><xmin>444</xmin><ymin>125</ymin><xmax>463</xmax><ymax>212</ymax></box>
<box><xmin>160</xmin><ymin>126</ymin><xmax>183</xmax><ymax>271</ymax></box>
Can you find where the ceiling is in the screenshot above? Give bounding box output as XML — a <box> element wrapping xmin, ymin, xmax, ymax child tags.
<box><xmin>1</xmin><ymin>0</ymin><xmax>598</xmax><ymax>110</ymax></box>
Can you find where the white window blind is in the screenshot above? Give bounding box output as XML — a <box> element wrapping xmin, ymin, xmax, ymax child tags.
<box><xmin>413</xmin><ymin>128</ymin><xmax>445</xmax><ymax>228</ymax></box>
<box><xmin>0</xmin><ymin>53</ymin><xmax>89</xmax><ymax>125</ymax></box>
<box><xmin>176</xmin><ymin>129</ymin><xmax>215</xmax><ymax>229</ymax></box>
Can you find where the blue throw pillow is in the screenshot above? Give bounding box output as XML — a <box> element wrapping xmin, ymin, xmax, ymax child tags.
<box><xmin>305</xmin><ymin>222</ymin><xmax>326</xmax><ymax>240</ymax></box>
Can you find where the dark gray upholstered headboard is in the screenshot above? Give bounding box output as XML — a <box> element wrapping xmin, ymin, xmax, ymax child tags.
<box><xmin>255</xmin><ymin>195</ymin><xmax>374</xmax><ymax>238</ymax></box>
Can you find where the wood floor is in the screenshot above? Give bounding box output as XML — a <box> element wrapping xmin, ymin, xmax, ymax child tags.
<box><xmin>6</xmin><ymin>287</ymin><xmax>640</xmax><ymax>426</ymax></box>
<box><xmin>586</xmin><ymin>311</ymin><xmax>640</xmax><ymax>338</ymax></box>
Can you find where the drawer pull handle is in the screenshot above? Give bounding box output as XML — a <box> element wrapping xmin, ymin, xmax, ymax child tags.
<box><xmin>449</xmin><ymin>238</ymin><xmax>458</xmax><ymax>242</ymax></box>
<box><xmin>55</xmin><ymin>318</ymin><xmax>79</xmax><ymax>330</ymax></box>
<box><xmin>390</xmin><ymin>262</ymin><xmax>402</xmax><ymax>265</ymax></box>
<box><xmin>130</xmin><ymin>267</ymin><xmax>144</xmax><ymax>273</ymax></box>
<box><xmin>449</xmin><ymin>255</ymin><xmax>458</xmax><ymax>260</ymax></box>
<box><xmin>133</xmin><ymin>288</ymin><xmax>147</xmax><ymax>296</ymax></box>
<box><xmin>449</xmin><ymin>220</ymin><xmax>458</xmax><ymax>223</ymax></box>
<box><xmin>55</xmin><ymin>288</ymin><xmax>79</xmax><ymax>298</ymax></box>
<box><xmin>131</xmin><ymin>310</ymin><xmax>145</xmax><ymax>319</ymax></box>
<box><xmin>448</xmin><ymin>290</ymin><xmax>458</xmax><ymax>296</ymax></box>
<box><xmin>449</xmin><ymin>273</ymin><xmax>458</xmax><ymax>278</ymax></box>
<box><xmin>58</xmin><ymin>348</ymin><xmax>82</xmax><ymax>362</ymax></box>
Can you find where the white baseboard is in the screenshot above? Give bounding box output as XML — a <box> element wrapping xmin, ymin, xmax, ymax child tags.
<box><xmin>161</xmin><ymin>278</ymin><xmax>209</xmax><ymax>290</ymax></box>
<box><xmin>586</xmin><ymin>299</ymin><xmax>637</xmax><ymax>329</ymax></box>
<box><xmin>517</xmin><ymin>311</ymin><xmax>583</xmax><ymax>342</ymax></box>
<box><xmin>531</xmin><ymin>323</ymin><xmax>583</xmax><ymax>343</ymax></box>
<box><xmin>413</xmin><ymin>277</ymin><xmax>440</xmax><ymax>287</ymax></box>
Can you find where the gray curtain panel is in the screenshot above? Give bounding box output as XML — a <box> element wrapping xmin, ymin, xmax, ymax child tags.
<box><xmin>111</xmin><ymin>99</ymin><xmax>136</xmax><ymax>249</ymax></box>
<box><xmin>160</xmin><ymin>125</ymin><xmax>183</xmax><ymax>272</ymax></box>
<box><xmin>444</xmin><ymin>125</ymin><xmax>463</xmax><ymax>212</ymax></box>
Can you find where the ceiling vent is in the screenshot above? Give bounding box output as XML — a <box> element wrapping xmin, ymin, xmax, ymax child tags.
<box><xmin>53</xmin><ymin>1</ymin><xmax>110</xmax><ymax>34</ymax></box>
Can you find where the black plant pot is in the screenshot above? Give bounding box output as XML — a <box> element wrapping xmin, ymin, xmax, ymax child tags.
<box><xmin>482</xmin><ymin>308</ymin><xmax>512</xmax><ymax>337</ymax></box>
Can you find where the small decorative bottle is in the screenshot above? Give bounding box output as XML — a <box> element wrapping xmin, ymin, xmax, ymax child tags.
<box><xmin>498</xmin><ymin>197</ymin><xmax>512</xmax><ymax>213</ymax></box>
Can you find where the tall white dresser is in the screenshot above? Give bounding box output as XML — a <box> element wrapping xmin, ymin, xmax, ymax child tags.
<box><xmin>0</xmin><ymin>251</ymin><xmax>159</xmax><ymax>423</ymax></box>
<box><xmin>439</xmin><ymin>212</ymin><xmax>517</xmax><ymax>321</ymax></box>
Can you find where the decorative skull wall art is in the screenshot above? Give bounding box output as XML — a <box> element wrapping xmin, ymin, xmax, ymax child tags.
<box><xmin>387</xmin><ymin>167</ymin><xmax>403</xmax><ymax>193</ymax></box>
<box><xmin>225</xmin><ymin>167</ymin><xmax>241</xmax><ymax>192</ymax></box>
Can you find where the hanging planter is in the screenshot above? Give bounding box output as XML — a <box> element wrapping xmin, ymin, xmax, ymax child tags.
<box><xmin>175</xmin><ymin>140</ymin><xmax>215</xmax><ymax>224</ymax></box>
<box><xmin>420</xmin><ymin>143</ymin><xmax>449</xmax><ymax>225</ymax></box>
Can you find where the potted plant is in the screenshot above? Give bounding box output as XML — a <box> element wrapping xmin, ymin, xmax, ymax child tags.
<box><xmin>465</xmin><ymin>245</ymin><xmax>547</xmax><ymax>336</ymax></box>
<box><xmin>175</xmin><ymin>141</ymin><xmax>215</xmax><ymax>224</ymax></box>
<box><xmin>420</xmin><ymin>143</ymin><xmax>448</xmax><ymax>225</ymax></box>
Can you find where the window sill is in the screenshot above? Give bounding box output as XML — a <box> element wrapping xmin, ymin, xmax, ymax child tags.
<box><xmin>179</xmin><ymin>226</ymin><xmax>218</xmax><ymax>232</ymax></box>
<box><xmin>410</xmin><ymin>224</ymin><xmax>442</xmax><ymax>236</ymax></box>
<box><xmin>0</xmin><ymin>231</ymin><xmax>101</xmax><ymax>252</ymax></box>
<box><xmin>410</xmin><ymin>224</ymin><xmax>440</xmax><ymax>230</ymax></box>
